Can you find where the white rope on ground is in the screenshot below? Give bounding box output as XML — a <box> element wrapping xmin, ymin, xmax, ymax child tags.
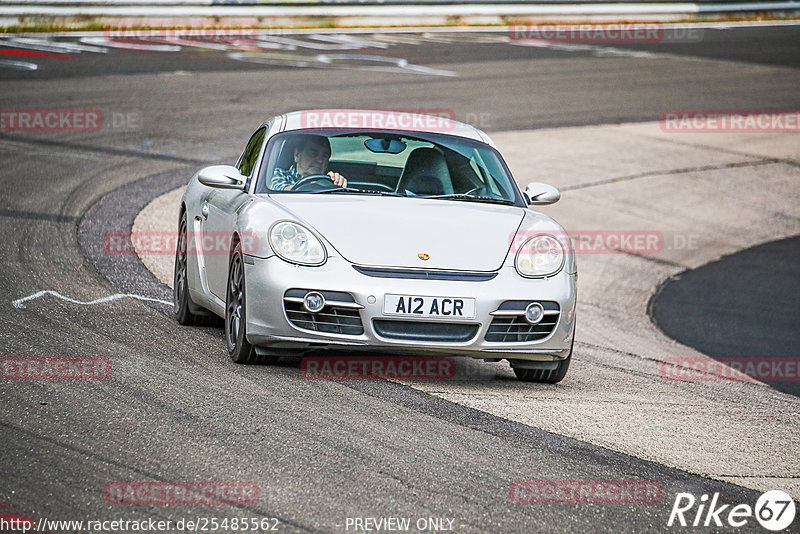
<box><xmin>11</xmin><ymin>290</ymin><xmax>173</xmax><ymax>309</ymax></box>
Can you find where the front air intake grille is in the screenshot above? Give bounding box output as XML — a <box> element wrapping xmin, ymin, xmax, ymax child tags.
<box><xmin>373</xmin><ymin>320</ymin><xmax>479</xmax><ymax>342</ymax></box>
<box><xmin>353</xmin><ymin>265</ymin><xmax>497</xmax><ymax>282</ymax></box>
<box><xmin>283</xmin><ymin>289</ymin><xmax>364</xmax><ymax>336</ymax></box>
<box><xmin>485</xmin><ymin>301</ymin><xmax>560</xmax><ymax>342</ymax></box>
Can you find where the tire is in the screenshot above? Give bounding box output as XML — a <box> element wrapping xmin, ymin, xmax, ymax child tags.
<box><xmin>225</xmin><ymin>241</ymin><xmax>276</xmax><ymax>365</ymax></box>
<box><xmin>513</xmin><ymin>337</ymin><xmax>573</xmax><ymax>384</ymax></box>
<box><xmin>173</xmin><ymin>212</ymin><xmax>208</xmax><ymax>326</ymax></box>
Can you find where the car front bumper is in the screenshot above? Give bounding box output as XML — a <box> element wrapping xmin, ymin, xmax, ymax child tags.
<box><xmin>244</xmin><ymin>255</ymin><xmax>576</xmax><ymax>361</ymax></box>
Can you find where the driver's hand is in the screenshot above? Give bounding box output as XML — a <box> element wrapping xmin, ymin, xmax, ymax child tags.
<box><xmin>327</xmin><ymin>171</ymin><xmax>347</xmax><ymax>188</ymax></box>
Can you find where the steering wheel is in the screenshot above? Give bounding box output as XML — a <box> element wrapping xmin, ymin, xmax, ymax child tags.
<box><xmin>291</xmin><ymin>174</ymin><xmax>339</xmax><ymax>192</ymax></box>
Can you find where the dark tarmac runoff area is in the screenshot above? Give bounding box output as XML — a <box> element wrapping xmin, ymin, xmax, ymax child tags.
<box><xmin>652</xmin><ymin>236</ymin><xmax>800</xmax><ymax>397</ymax></box>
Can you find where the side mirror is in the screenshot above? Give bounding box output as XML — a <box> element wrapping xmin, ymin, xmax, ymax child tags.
<box><xmin>524</xmin><ymin>182</ymin><xmax>560</xmax><ymax>205</ymax></box>
<box><xmin>198</xmin><ymin>165</ymin><xmax>246</xmax><ymax>190</ymax></box>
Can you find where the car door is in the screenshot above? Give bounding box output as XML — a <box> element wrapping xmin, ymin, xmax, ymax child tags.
<box><xmin>203</xmin><ymin>127</ymin><xmax>266</xmax><ymax>300</ymax></box>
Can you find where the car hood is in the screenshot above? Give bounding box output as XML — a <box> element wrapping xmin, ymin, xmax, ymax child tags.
<box><xmin>268</xmin><ymin>195</ymin><xmax>527</xmax><ymax>271</ymax></box>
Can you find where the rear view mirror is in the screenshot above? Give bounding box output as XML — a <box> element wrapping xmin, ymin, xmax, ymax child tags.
<box><xmin>524</xmin><ymin>182</ymin><xmax>560</xmax><ymax>205</ymax></box>
<box><xmin>198</xmin><ymin>165</ymin><xmax>246</xmax><ymax>190</ymax></box>
<box><xmin>365</xmin><ymin>138</ymin><xmax>406</xmax><ymax>154</ymax></box>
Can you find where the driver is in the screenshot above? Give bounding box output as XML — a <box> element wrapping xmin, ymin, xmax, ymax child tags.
<box><xmin>272</xmin><ymin>135</ymin><xmax>347</xmax><ymax>190</ymax></box>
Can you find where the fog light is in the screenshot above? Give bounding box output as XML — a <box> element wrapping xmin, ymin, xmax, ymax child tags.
<box><xmin>524</xmin><ymin>302</ymin><xmax>545</xmax><ymax>324</ymax></box>
<box><xmin>303</xmin><ymin>291</ymin><xmax>326</xmax><ymax>313</ymax></box>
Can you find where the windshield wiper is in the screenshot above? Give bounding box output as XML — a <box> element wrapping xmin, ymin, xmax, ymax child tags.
<box><xmin>423</xmin><ymin>194</ymin><xmax>516</xmax><ymax>205</ymax></box>
<box><xmin>308</xmin><ymin>187</ymin><xmax>400</xmax><ymax>196</ymax></box>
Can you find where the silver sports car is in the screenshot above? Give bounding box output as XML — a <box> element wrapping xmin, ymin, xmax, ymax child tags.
<box><xmin>174</xmin><ymin>110</ymin><xmax>576</xmax><ymax>382</ymax></box>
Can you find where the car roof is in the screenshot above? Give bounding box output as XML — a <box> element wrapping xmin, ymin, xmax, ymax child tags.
<box><xmin>270</xmin><ymin>109</ymin><xmax>496</xmax><ymax>148</ymax></box>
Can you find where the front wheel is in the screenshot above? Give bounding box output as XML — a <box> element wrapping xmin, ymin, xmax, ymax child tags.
<box><xmin>225</xmin><ymin>242</ymin><xmax>276</xmax><ymax>365</ymax></box>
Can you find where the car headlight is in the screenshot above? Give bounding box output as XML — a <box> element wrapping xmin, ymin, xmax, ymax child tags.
<box><xmin>268</xmin><ymin>221</ymin><xmax>326</xmax><ymax>266</ymax></box>
<box><xmin>515</xmin><ymin>234</ymin><xmax>565</xmax><ymax>278</ymax></box>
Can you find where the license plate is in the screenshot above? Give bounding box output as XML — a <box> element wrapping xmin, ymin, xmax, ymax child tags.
<box><xmin>383</xmin><ymin>294</ymin><xmax>475</xmax><ymax>319</ymax></box>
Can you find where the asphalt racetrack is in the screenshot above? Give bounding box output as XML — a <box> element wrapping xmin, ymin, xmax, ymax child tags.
<box><xmin>1</xmin><ymin>24</ymin><xmax>799</xmax><ymax>533</ymax></box>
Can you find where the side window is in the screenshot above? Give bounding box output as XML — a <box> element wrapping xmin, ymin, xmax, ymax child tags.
<box><xmin>237</xmin><ymin>127</ymin><xmax>266</xmax><ymax>177</ymax></box>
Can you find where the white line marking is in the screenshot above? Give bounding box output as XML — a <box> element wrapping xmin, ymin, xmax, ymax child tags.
<box><xmin>0</xmin><ymin>38</ymin><xmax>71</xmax><ymax>54</ymax></box>
<box><xmin>257</xmin><ymin>36</ymin><xmax>364</xmax><ymax>51</ymax></box>
<box><xmin>80</xmin><ymin>36</ymin><xmax>180</xmax><ymax>52</ymax></box>
<box><xmin>315</xmin><ymin>53</ymin><xmax>458</xmax><ymax>76</ymax></box>
<box><xmin>6</xmin><ymin>37</ymin><xmax>108</xmax><ymax>53</ymax></box>
<box><xmin>309</xmin><ymin>34</ymin><xmax>388</xmax><ymax>49</ymax></box>
<box><xmin>0</xmin><ymin>59</ymin><xmax>37</xmax><ymax>70</ymax></box>
<box><xmin>228</xmin><ymin>52</ymin><xmax>314</xmax><ymax>68</ymax></box>
<box><xmin>368</xmin><ymin>34</ymin><xmax>428</xmax><ymax>45</ymax></box>
<box><xmin>252</xmin><ymin>39</ymin><xmax>295</xmax><ymax>51</ymax></box>
<box><xmin>12</xmin><ymin>290</ymin><xmax>173</xmax><ymax>309</ymax></box>
<box><xmin>229</xmin><ymin>51</ymin><xmax>457</xmax><ymax>76</ymax></box>
<box><xmin>511</xmin><ymin>39</ymin><xmax>659</xmax><ymax>58</ymax></box>
<box><xmin>150</xmin><ymin>36</ymin><xmax>230</xmax><ymax>50</ymax></box>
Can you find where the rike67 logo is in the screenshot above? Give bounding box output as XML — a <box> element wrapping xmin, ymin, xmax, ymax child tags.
<box><xmin>668</xmin><ymin>490</ymin><xmax>795</xmax><ymax>531</ymax></box>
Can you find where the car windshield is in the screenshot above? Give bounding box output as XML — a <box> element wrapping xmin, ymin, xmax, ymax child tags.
<box><xmin>255</xmin><ymin>130</ymin><xmax>521</xmax><ymax>205</ymax></box>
